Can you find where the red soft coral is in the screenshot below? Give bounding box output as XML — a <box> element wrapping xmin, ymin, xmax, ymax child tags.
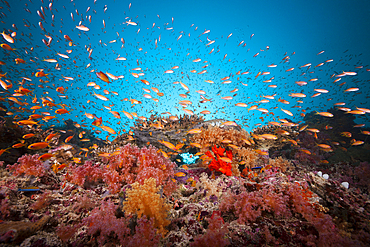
<box><xmin>205</xmin><ymin>145</ymin><xmax>233</xmax><ymax>176</ymax></box>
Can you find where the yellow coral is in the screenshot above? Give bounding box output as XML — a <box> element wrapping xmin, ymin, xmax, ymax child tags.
<box><xmin>236</xmin><ymin>147</ymin><xmax>261</xmax><ymax>171</ymax></box>
<box><xmin>122</xmin><ymin>177</ymin><xmax>171</xmax><ymax>237</ymax></box>
<box><xmin>190</xmin><ymin>126</ymin><xmax>250</xmax><ymax>155</ymax></box>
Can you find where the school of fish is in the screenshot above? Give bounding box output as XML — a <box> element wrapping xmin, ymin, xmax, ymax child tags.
<box><xmin>0</xmin><ymin>0</ymin><xmax>369</xmax><ymax>155</ymax></box>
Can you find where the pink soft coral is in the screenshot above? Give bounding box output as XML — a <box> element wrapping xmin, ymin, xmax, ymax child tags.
<box><xmin>7</xmin><ymin>154</ymin><xmax>45</xmax><ymax>177</ymax></box>
<box><xmin>190</xmin><ymin>214</ymin><xmax>229</xmax><ymax>247</ymax></box>
<box><xmin>220</xmin><ymin>186</ymin><xmax>291</xmax><ymax>223</ymax></box>
<box><xmin>66</xmin><ymin>160</ymin><xmax>104</xmax><ymax>187</ymax></box>
<box><xmin>109</xmin><ymin>143</ymin><xmax>177</xmax><ymax>195</ymax></box>
<box><xmin>66</xmin><ymin>144</ymin><xmax>177</xmax><ymax>195</ymax></box>
<box><xmin>126</xmin><ymin>216</ymin><xmax>161</xmax><ymax>247</ymax></box>
<box><xmin>83</xmin><ymin>200</ymin><xmax>130</xmax><ymax>245</ymax></box>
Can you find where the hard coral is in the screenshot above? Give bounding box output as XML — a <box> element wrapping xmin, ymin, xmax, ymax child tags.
<box><xmin>0</xmin><ymin>215</ymin><xmax>50</xmax><ymax>244</ymax></box>
<box><xmin>134</xmin><ymin>113</ymin><xmax>204</xmax><ymax>132</ymax></box>
<box><xmin>122</xmin><ymin>177</ymin><xmax>171</xmax><ymax>237</ymax></box>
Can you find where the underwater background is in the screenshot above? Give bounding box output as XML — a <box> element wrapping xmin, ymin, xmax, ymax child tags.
<box><xmin>0</xmin><ymin>0</ymin><xmax>370</xmax><ymax>246</ymax></box>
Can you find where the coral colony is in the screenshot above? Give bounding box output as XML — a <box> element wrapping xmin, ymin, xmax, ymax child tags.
<box><xmin>0</xmin><ymin>1</ymin><xmax>370</xmax><ymax>246</ymax></box>
<box><xmin>0</xmin><ymin>113</ymin><xmax>370</xmax><ymax>246</ymax></box>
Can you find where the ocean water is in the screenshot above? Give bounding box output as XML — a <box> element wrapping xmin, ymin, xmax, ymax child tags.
<box><xmin>0</xmin><ymin>0</ymin><xmax>369</xmax><ymax>139</ymax></box>
<box><xmin>1</xmin><ymin>0</ymin><xmax>370</xmax><ymax>246</ymax></box>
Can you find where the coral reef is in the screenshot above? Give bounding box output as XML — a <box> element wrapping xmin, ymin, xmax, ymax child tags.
<box><xmin>0</xmin><ymin>114</ymin><xmax>370</xmax><ymax>246</ymax></box>
<box><xmin>65</xmin><ymin>143</ymin><xmax>177</xmax><ymax>195</ymax></box>
<box><xmin>251</xmin><ymin>122</ymin><xmax>299</xmax><ymax>152</ymax></box>
<box><xmin>134</xmin><ymin>114</ymin><xmax>205</xmax><ymax>132</ymax></box>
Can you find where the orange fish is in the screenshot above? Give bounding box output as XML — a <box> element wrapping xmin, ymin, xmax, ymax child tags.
<box><xmin>259</xmin><ymin>134</ymin><xmax>277</xmax><ymax>140</ymax></box>
<box><xmin>0</xmin><ymin>148</ymin><xmax>10</xmax><ymax>156</ymax></box>
<box><xmin>28</xmin><ymin>114</ymin><xmax>43</xmax><ymax>120</ymax></box>
<box><xmin>174</xmin><ymin>172</ymin><xmax>186</xmax><ymax>177</ymax></box>
<box><xmin>200</xmin><ymin>110</ymin><xmax>210</xmax><ymax>114</ymax></box>
<box><xmin>235</xmin><ymin>103</ymin><xmax>248</xmax><ymax>107</ymax></box>
<box><xmin>341</xmin><ymin>132</ymin><xmax>352</xmax><ymax>138</ymax></box>
<box><xmin>56</xmin><ymin>87</ymin><xmax>65</xmax><ymax>93</ymax></box>
<box><xmin>300</xmin><ymin>149</ymin><xmax>311</xmax><ymax>155</ymax></box>
<box><xmin>99</xmin><ymin>125</ymin><xmax>116</xmax><ymax>134</ymax></box>
<box><xmin>317</xmin><ymin>144</ymin><xmax>331</xmax><ymax>149</ymax></box>
<box><xmin>23</xmin><ymin>133</ymin><xmax>35</xmax><ymax>139</ymax></box>
<box><xmin>43</xmin><ymin>116</ymin><xmax>56</xmax><ymax>121</ymax></box>
<box><xmin>1</xmin><ymin>31</ymin><xmax>14</xmax><ymax>43</ymax></box>
<box><xmin>12</xmin><ymin>143</ymin><xmax>26</xmax><ymax>148</ymax></box>
<box><xmin>28</xmin><ymin>142</ymin><xmax>49</xmax><ymax>150</ymax></box>
<box><xmin>15</xmin><ymin>58</ymin><xmax>26</xmax><ymax>64</ymax></box>
<box><xmin>221</xmin><ymin>121</ymin><xmax>238</xmax><ymax>127</ymax></box>
<box><xmin>65</xmin><ymin>135</ymin><xmax>74</xmax><ymax>143</ymax></box>
<box><xmin>182</xmin><ymin>108</ymin><xmax>194</xmax><ymax>115</ymax></box>
<box><xmin>190</xmin><ymin>142</ymin><xmax>202</xmax><ymax>148</ymax></box>
<box><xmin>219</xmin><ymin>157</ymin><xmax>232</xmax><ymax>163</ymax></box>
<box><xmin>35</xmin><ymin>70</ymin><xmax>49</xmax><ymax>78</ymax></box>
<box><xmin>351</xmin><ymin>140</ymin><xmax>364</xmax><ymax>146</ymax></box>
<box><xmin>96</xmin><ymin>71</ymin><xmax>110</xmax><ymax>83</ymax></box>
<box><xmin>17</xmin><ymin>120</ymin><xmax>38</xmax><ymax>126</ymax></box>
<box><xmin>55</xmin><ymin>108</ymin><xmax>69</xmax><ymax>114</ymax></box>
<box><xmin>45</xmin><ymin>133</ymin><xmax>58</xmax><ymax>142</ymax></box>
<box><xmin>281</xmin><ymin>108</ymin><xmax>293</xmax><ymax>116</ymax></box>
<box><xmin>159</xmin><ymin>140</ymin><xmax>177</xmax><ymax>151</ymax></box>
<box><xmin>255</xmin><ymin>150</ymin><xmax>268</xmax><ymax>155</ymax></box>
<box><xmin>57</xmin><ymin>163</ymin><xmax>67</xmax><ymax>171</ymax></box>
<box><xmin>38</xmin><ymin>153</ymin><xmax>54</xmax><ymax>161</ymax></box>
<box><xmin>1</xmin><ymin>43</ymin><xmax>15</xmax><ymax>51</ymax></box>
<box><xmin>346</xmin><ymin>110</ymin><xmax>365</xmax><ymax>115</ymax></box>
<box><xmin>316</xmin><ymin>112</ymin><xmax>333</xmax><ymax>117</ymax></box>
<box><xmin>188</xmin><ymin>128</ymin><xmax>202</xmax><ymax>134</ymax></box>
<box><xmin>92</xmin><ymin>116</ymin><xmax>102</xmax><ymax>126</ymax></box>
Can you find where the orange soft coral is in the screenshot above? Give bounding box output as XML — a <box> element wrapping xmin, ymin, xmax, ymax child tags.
<box><xmin>122</xmin><ymin>177</ymin><xmax>171</xmax><ymax>237</ymax></box>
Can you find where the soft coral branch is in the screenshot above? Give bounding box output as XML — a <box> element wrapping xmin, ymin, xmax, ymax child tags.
<box><xmin>7</xmin><ymin>154</ymin><xmax>46</xmax><ymax>177</ymax></box>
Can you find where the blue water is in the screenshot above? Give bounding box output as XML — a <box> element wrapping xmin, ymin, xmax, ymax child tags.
<box><xmin>0</xmin><ymin>0</ymin><xmax>369</xmax><ymax>140</ymax></box>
